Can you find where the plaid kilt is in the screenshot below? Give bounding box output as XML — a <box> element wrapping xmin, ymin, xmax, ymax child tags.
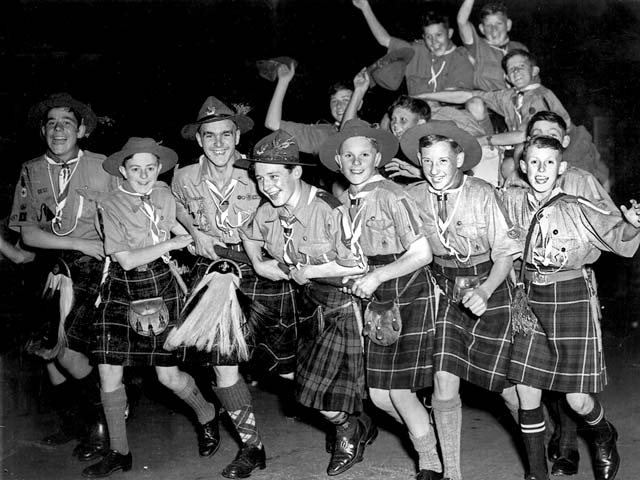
<box><xmin>365</xmin><ymin>266</ymin><xmax>436</xmax><ymax>391</ymax></box>
<box><xmin>295</xmin><ymin>282</ymin><xmax>366</xmax><ymax>414</ymax></box>
<box><xmin>432</xmin><ymin>261</ymin><xmax>513</xmax><ymax>392</ymax></box>
<box><xmin>179</xmin><ymin>256</ymin><xmax>297</xmax><ymax>373</ymax></box>
<box><xmin>508</xmin><ymin>276</ymin><xmax>607</xmax><ymax>393</ymax></box>
<box><xmin>93</xmin><ymin>259</ymin><xmax>181</xmax><ymax>366</ymax></box>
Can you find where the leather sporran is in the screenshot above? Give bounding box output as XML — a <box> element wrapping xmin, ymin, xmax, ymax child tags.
<box><xmin>363</xmin><ymin>298</ymin><xmax>402</xmax><ymax>346</ymax></box>
<box><xmin>128</xmin><ymin>297</ymin><xmax>169</xmax><ymax>337</ymax></box>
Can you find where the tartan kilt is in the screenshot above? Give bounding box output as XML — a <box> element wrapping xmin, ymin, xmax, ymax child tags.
<box><xmin>93</xmin><ymin>259</ymin><xmax>181</xmax><ymax>366</ymax></box>
<box><xmin>295</xmin><ymin>282</ymin><xmax>366</xmax><ymax>414</ymax></box>
<box><xmin>179</xmin><ymin>256</ymin><xmax>297</xmax><ymax>373</ymax></box>
<box><xmin>432</xmin><ymin>261</ymin><xmax>513</xmax><ymax>392</ymax></box>
<box><xmin>508</xmin><ymin>276</ymin><xmax>607</xmax><ymax>393</ymax></box>
<box><xmin>365</xmin><ymin>266</ymin><xmax>436</xmax><ymax>391</ymax></box>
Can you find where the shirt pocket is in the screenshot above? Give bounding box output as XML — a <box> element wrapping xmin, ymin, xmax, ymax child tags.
<box><xmin>298</xmin><ymin>239</ymin><xmax>334</xmax><ymax>264</ymax></box>
<box><xmin>455</xmin><ymin>220</ymin><xmax>488</xmax><ymax>253</ymax></box>
<box><xmin>547</xmin><ymin>236</ymin><xmax>583</xmax><ymax>265</ymax></box>
<box><xmin>365</xmin><ymin>217</ymin><xmax>393</xmax><ymax>232</ymax></box>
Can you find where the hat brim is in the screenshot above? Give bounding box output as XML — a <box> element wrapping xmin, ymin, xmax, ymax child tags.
<box><xmin>28</xmin><ymin>95</ymin><xmax>98</xmax><ymax>135</ymax></box>
<box><xmin>181</xmin><ymin>114</ymin><xmax>254</xmax><ymax>140</ymax></box>
<box><xmin>235</xmin><ymin>157</ymin><xmax>316</xmax><ymax>169</ymax></box>
<box><xmin>256</xmin><ymin>56</ymin><xmax>298</xmax><ymax>82</ymax></box>
<box><xmin>318</xmin><ymin>126</ymin><xmax>399</xmax><ymax>172</ymax></box>
<box><xmin>399</xmin><ymin>121</ymin><xmax>482</xmax><ymax>171</ymax></box>
<box><xmin>103</xmin><ymin>145</ymin><xmax>178</xmax><ymax>177</ymax></box>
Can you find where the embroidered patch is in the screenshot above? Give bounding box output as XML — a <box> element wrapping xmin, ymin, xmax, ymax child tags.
<box><xmin>507</xmin><ymin>228</ymin><xmax>520</xmax><ymax>239</ymax></box>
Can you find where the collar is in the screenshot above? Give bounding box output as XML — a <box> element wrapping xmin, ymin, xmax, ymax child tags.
<box><xmin>274</xmin><ymin>181</ymin><xmax>314</xmax><ymax>228</ymax></box>
<box><xmin>45</xmin><ymin>149</ymin><xmax>83</xmax><ymax>166</ymax></box>
<box><xmin>526</xmin><ymin>185</ymin><xmax>564</xmax><ymax>209</ymax></box>
<box><xmin>427</xmin><ymin>172</ymin><xmax>466</xmax><ymax>196</ymax></box>
<box><xmin>197</xmin><ymin>154</ymin><xmax>250</xmax><ymax>187</ymax></box>
<box><xmin>347</xmin><ymin>174</ymin><xmax>385</xmax><ymax>196</ymax></box>
<box><xmin>433</xmin><ymin>44</ymin><xmax>457</xmax><ymax>58</ymax></box>
<box><xmin>516</xmin><ymin>83</ymin><xmax>541</xmax><ymax>94</ymax></box>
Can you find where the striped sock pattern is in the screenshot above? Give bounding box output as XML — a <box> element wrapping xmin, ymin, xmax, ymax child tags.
<box><xmin>520</xmin><ymin>407</ymin><xmax>547</xmax><ymax>478</ymax></box>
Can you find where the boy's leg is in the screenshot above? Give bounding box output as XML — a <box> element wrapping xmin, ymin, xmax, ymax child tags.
<box><xmin>433</xmin><ymin>371</ymin><xmax>462</xmax><ymax>480</ymax></box>
<box><xmin>41</xmin><ymin>361</ymin><xmax>84</xmax><ymax>446</ymax></box>
<box><xmin>517</xmin><ymin>384</ymin><xmax>548</xmax><ymax>480</ymax></box>
<box><xmin>566</xmin><ymin>393</ymin><xmax>619</xmax><ymax>480</ymax></box>
<box><xmin>322</xmin><ymin>409</ymin><xmax>377</xmax><ymax>476</ymax></box>
<box><xmin>465</xmin><ymin>97</ymin><xmax>494</xmax><ymax>135</ymax></box>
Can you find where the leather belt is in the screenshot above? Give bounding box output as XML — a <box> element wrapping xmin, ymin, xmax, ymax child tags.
<box><xmin>524</xmin><ymin>268</ymin><xmax>583</xmax><ymax>286</ymax></box>
<box><xmin>433</xmin><ymin>251</ymin><xmax>491</xmax><ymax>268</ymax></box>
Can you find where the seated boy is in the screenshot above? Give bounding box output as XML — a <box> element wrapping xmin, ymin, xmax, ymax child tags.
<box><xmin>353</xmin><ymin>0</ymin><xmax>474</xmax><ymax>96</ymax></box>
<box><xmin>502</xmin><ymin>135</ymin><xmax>640</xmax><ymax>480</ymax></box>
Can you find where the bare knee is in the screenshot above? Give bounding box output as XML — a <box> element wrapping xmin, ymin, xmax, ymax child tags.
<box><xmin>516</xmin><ymin>384</ymin><xmax>542</xmax><ymax>410</ymax></box>
<box><xmin>214</xmin><ymin>365</ymin><xmax>240</xmax><ymax>388</ymax></box>
<box><xmin>97</xmin><ymin>364</ymin><xmax>124</xmax><ymax>392</ymax></box>
<box><xmin>369</xmin><ymin>388</ymin><xmax>393</xmax><ymax>411</ymax></box>
<box><xmin>566</xmin><ymin>393</ymin><xmax>593</xmax><ymax>415</ymax></box>
<box><xmin>501</xmin><ymin>385</ymin><xmax>520</xmax><ymax>411</ymax></box>
<box><xmin>156</xmin><ymin>366</ymin><xmax>186</xmax><ymax>391</ymax></box>
<box><xmin>57</xmin><ymin>348</ymin><xmax>92</xmax><ymax>379</ymax></box>
<box><xmin>465</xmin><ymin>96</ymin><xmax>488</xmax><ymax>121</ymax></box>
<box><xmin>433</xmin><ymin>371</ymin><xmax>460</xmax><ymax>400</ymax></box>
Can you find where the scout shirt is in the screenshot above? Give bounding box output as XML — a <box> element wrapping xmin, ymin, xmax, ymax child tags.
<box><xmin>464</xmin><ymin>28</ymin><xmax>528</xmax><ymax>92</ymax></box>
<box><xmin>280</xmin><ymin>121</ymin><xmax>338</xmax><ymax>155</ymax></box>
<box><xmin>172</xmin><ymin>156</ymin><xmax>261</xmax><ymax>246</ymax></box>
<box><xmin>408</xmin><ymin>175</ymin><xmax>520</xmax><ymax>263</ymax></box>
<box><xmin>99</xmin><ymin>181</ymin><xmax>177</xmax><ymax>255</ymax></box>
<box><xmin>475</xmin><ymin>84</ymin><xmax>571</xmax><ymax>132</ymax></box>
<box><xmin>10</xmin><ymin>150</ymin><xmax>115</xmax><ymax>240</ymax></box>
<box><xmin>502</xmin><ymin>186</ymin><xmax>640</xmax><ymax>270</ymax></box>
<box><xmin>388</xmin><ymin>37</ymin><xmax>474</xmax><ymax>96</ymax></box>
<box><xmin>242</xmin><ymin>181</ymin><xmax>361</xmax><ymax>269</ymax></box>
<box><xmin>338</xmin><ymin>175</ymin><xmax>424</xmax><ymax>257</ymax></box>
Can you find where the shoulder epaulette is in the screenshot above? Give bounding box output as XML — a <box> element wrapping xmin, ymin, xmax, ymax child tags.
<box><xmin>575</xmin><ymin>196</ymin><xmax>613</xmax><ymax>215</ymax></box>
<box><xmin>315</xmin><ymin>190</ymin><xmax>343</xmax><ymax>209</ymax></box>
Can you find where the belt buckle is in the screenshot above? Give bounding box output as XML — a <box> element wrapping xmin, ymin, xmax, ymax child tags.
<box><xmin>135</xmin><ymin>264</ymin><xmax>149</xmax><ymax>272</ymax></box>
<box><xmin>532</xmin><ymin>271</ymin><xmax>550</xmax><ymax>285</ymax></box>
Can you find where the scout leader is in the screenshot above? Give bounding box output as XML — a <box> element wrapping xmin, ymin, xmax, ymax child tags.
<box><xmin>239</xmin><ymin>130</ymin><xmax>376</xmax><ymax>477</ymax></box>
<box><xmin>401</xmin><ymin>122</ymin><xmax>521</xmax><ymax>480</ymax></box>
<box><xmin>10</xmin><ymin>93</ymin><xmax>115</xmax><ymax>461</ymax></box>
<box><xmin>83</xmin><ymin>138</ymin><xmax>218</xmax><ymax>478</ymax></box>
<box><xmin>502</xmin><ymin>135</ymin><xmax>640</xmax><ymax>480</ymax></box>
<box><xmin>172</xmin><ymin>97</ymin><xmax>297</xmax><ymax>478</ymax></box>
<box><xmin>319</xmin><ymin>119</ymin><xmax>443</xmax><ymax>480</ymax></box>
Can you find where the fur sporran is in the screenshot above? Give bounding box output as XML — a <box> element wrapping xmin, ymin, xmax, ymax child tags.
<box><xmin>363</xmin><ymin>298</ymin><xmax>402</xmax><ymax>346</ymax></box>
<box><xmin>128</xmin><ymin>297</ymin><xmax>169</xmax><ymax>336</ymax></box>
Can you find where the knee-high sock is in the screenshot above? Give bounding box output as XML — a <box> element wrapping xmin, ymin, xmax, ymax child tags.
<box><xmin>409</xmin><ymin>431</ymin><xmax>442</xmax><ymax>473</ymax></box>
<box><xmin>174</xmin><ymin>374</ymin><xmax>216</xmax><ymax>425</ymax></box>
<box><xmin>581</xmin><ymin>399</ymin><xmax>613</xmax><ymax>443</ymax></box>
<box><xmin>558</xmin><ymin>398</ymin><xmax>578</xmax><ymax>451</ymax></box>
<box><xmin>432</xmin><ymin>395</ymin><xmax>462</xmax><ymax>480</ymax></box>
<box><xmin>101</xmin><ymin>386</ymin><xmax>128</xmax><ymax>455</ymax></box>
<box><xmin>214</xmin><ymin>379</ymin><xmax>261</xmax><ymax>447</ymax></box>
<box><xmin>520</xmin><ymin>406</ymin><xmax>547</xmax><ymax>478</ymax></box>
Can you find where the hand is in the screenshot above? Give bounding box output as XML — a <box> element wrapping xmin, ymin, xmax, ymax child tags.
<box><xmin>353</xmin><ymin>67</ymin><xmax>370</xmax><ymax>92</ymax></box>
<box><xmin>462</xmin><ymin>285</ymin><xmax>490</xmax><ymax>316</ymax></box>
<box><xmin>288</xmin><ymin>266</ymin><xmax>310</xmax><ymax>286</ymax></box>
<box><xmin>74</xmin><ymin>238</ymin><xmax>105</xmax><ymax>260</ymax></box>
<box><xmin>255</xmin><ymin>259</ymin><xmax>289</xmax><ymax>281</ymax></box>
<box><xmin>277</xmin><ymin>63</ymin><xmax>295</xmax><ymax>82</ymax></box>
<box><xmin>384</xmin><ymin>158</ymin><xmax>422</xmax><ymax>179</ymax></box>
<box><xmin>352</xmin><ymin>0</ymin><xmax>369</xmax><ymax>10</ymax></box>
<box><xmin>621</xmin><ymin>199</ymin><xmax>640</xmax><ymax>228</ymax></box>
<box><xmin>191</xmin><ymin>230</ymin><xmax>219</xmax><ymax>260</ymax></box>
<box><xmin>170</xmin><ymin>234</ymin><xmax>193</xmax><ymax>251</ymax></box>
<box><xmin>349</xmin><ymin>271</ymin><xmax>381</xmax><ymax>299</ymax></box>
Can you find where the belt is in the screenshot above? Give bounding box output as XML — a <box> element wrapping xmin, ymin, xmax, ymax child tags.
<box><xmin>524</xmin><ymin>268</ymin><xmax>583</xmax><ymax>286</ymax></box>
<box><xmin>225</xmin><ymin>243</ymin><xmax>244</xmax><ymax>252</ymax></box>
<box><xmin>433</xmin><ymin>252</ymin><xmax>491</xmax><ymax>268</ymax></box>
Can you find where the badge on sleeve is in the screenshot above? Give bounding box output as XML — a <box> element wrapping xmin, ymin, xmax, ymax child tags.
<box><xmin>507</xmin><ymin>227</ymin><xmax>521</xmax><ymax>239</ymax></box>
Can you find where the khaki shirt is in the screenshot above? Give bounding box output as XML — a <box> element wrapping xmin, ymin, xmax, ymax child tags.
<box><xmin>99</xmin><ymin>181</ymin><xmax>177</xmax><ymax>255</ymax></box>
<box><xmin>172</xmin><ymin>156</ymin><xmax>261</xmax><ymax>245</ymax></box>
<box><xmin>9</xmin><ymin>150</ymin><xmax>116</xmax><ymax>240</ymax></box>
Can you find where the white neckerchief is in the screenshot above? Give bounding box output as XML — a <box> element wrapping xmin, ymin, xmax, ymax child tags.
<box><xmin>45</xmin><ymin>152</ymin><xmax>83</xmax><ymax>236</ymax></box>
<box><xmin>205</xmin><ymin>178</ymin><xmax>248</xmax><ymax>234</ymax></box>
<box><xmin>428</xmin><ymin>176</ymin><xmax>471</xmax><ymax>261</ymax></box>
<box><xmin>118</xmin><ymin>185</ymin><xmax>167</xmax><ymax>246</ymax></box>
<box><xmin>428</xmin><ymin>45</ymin><xmax>456</xmax><ymax>92</ymax></box>
<box><xmin>513</xmin><ymin>83</ymin><xmax>541</xmax><ymax>126</ymax></box>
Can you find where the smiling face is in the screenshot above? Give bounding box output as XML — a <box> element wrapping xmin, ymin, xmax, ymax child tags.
<box><xmin>479</xmin><ymin>12</ymin><xmax>511</xmax><ymax>46</ymax></box>
<box><xmin>329</xmin><ymin>89</ymin><xmax>354</xmax><ymax>123</ymax></box>
<box><xmin>119</xmin><ymin>152</ymin><xmax>161</xmax><ymax>195</ymax></box>
<box><xmin>422</xmin><ymin>23</ymin><xmax>454</xmax><ymax>56</ymax></box>
<box><xmin>419</xmin><ymin>140</ymin><xmax>464</xmax><ymax>191</ymax></box>
<box><xmin>196</xmin><ymin>119</ymin><xmax>240</xmax><ymax>168</ymax></box>
<box><xmin>335</xmin><ymin>136</ymin><xmax>381</xmax><ymax>189</ymax></box>
<box><xmin>505</xmin><ymin>54</ymin><xmax>539</xmax><ymax>90</ymax></box>
<box><xmin>520</xmin><ymin>145</ymin><xmax>567</xmax><ymax>199</ymax></box>
<box><xmin>42</xmin><ymin>107</ymin><xmax>86</xmax><ymax>162</ymax></box>
<box><xmin>390</xmin><ymin>106</ymin><xmax>424</xmax><ymax>138</ymax></box>
<box><xmin>254</xmin><ymin>163</ymin><xmax>302</xmax><ymax>208</ymax></box>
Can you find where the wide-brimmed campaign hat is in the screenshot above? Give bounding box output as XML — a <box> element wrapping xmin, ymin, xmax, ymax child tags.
<box><xmin>28</xmin><ymin>92</ymin><xmax>98</xmax><ymax>135</ymax></box>
<box><xmin>103</xmin><ymin>137</ymin><xmax>178</xmax><ymax>176</ymax></box>
<box><xmin>181</xmin><ymin>96</ymin><xmax>254</xmax><ymax>140</ymax></box>
<box><xmin>256</xmin><ymin>56</ymin><xmax>298</xmax><ymax>82</ymax></box>
<box><xmin>236</xmin><ymin>130</ymin><xmax>315</xmax><ymax>169</ymax></box>
<box><xmin>318</xmin><ymin>119</ymin><xmax>399</xmax><ymax>172</ymax></box>
<box><xmin>367</xmin><ymin>48</ymin><xmax>415</xmax><ymax>91</ymax></box>
<box><xmin>400</xmin><ymin>121</ymin><xmax>482</xmax><ymax>171</ymax></box>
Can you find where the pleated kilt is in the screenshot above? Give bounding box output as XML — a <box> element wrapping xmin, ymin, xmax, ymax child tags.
<box><xmin>365</xmin><ymin>261</ymin><xmax>436</xmax><ymax>391</ymax></box>
<box><xmin>432</xmin><ymin>261</ymin><xmax>513</xmax><ymax>392</ymax></box>
<box><xmin>508</xmin><ymin>275</ymin><xmax>607</xmax><ymax>393</ymax></box>
<box><xmin>295</xmin><ymin>282</ymin><xmax>366</xmax><ymax>414</ymax></box>
<box><xmin>179</xmin><ymin>256</ymin><xmax>297</xmax><ymax>374</ymax></box>
<box><xmin>93</xmin><ymin>259</ymin><xmax>180</xmax><ymax>366</ymax></box>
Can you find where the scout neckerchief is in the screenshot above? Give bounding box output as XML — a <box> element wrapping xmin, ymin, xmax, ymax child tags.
<box><xmin>347</xmin><ymin>175</ymin><xmax>384</xmax><ymax>269</ymax></box>
<box><xmin>118</xmin><ymin>185</ymin><xmax>167</xmax><ymax>245</ymax></box>
<box><xmin>428</xmin><ymin>45</ymin><xmax>456</xmax><ymax>92</ymax></box>
<box><xmin>512</xmin><ymin>83</ymin><xmax>541</xmax><ymax>128</ymax></box>
<box><xmin>46</xmin><ymin>152</ymin><xmax>83</xmax><ymax>236</ymax></box>
<box><xmin>428</xmin><ymin>175</ymin><xmax>471</xmax><ymax>261</ymax></box>
<box><xmin>205</xmin><ymin>177</ymin><xmax>239</xmax><ymax>235</ymax></box>
<box><xmin>488</xmin><ymin>41</ymin><xmax>510</xmax><ymax>55</ymax></box>
<box><xmin>279</xmin><ymin>186</ymin><xmax>318</xmax><ymax>267</ymax></box>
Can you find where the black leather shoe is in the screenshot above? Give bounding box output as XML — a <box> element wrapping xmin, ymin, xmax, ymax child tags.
<box><xmin>82</xmin><ymin>450</ymin><xmax>132</xmax><ymax>478</ymax></box>
<box><xmin>548</xmin><ymin>433</ymin><xmax>561</xmax><ymax>462</ymax></box>
<box><xmin>592</xmin><ymin>422</ymin><xmax>620</xmax><ymax>480</ymax></box>
<box><xmin>326</xmin><ymin>414</ymin><xmax>378</xmax><ymax>476</ymax></box>
<box><xmin>74</xmin><ymin>418</ymin><xmax>110</xmax><ymax>462</ymax></box>
<box><xmin>551</xmin><ymin>449</ymin><xmax>579</xmax><ymax>476</ymax></box>
<box><xmin>198</xmin><ymin>417</ymin><xmax>221</xmax><ymax>457</ymax></box>
<box><xmin>221</xmin><ymin>444</ymin><xmax>266</xmax><ymax>479</ymax></box>
<box><xmin>416</xmin><ymin>469</ymin><xmax>443</xmax><ymax>480</ymax></box>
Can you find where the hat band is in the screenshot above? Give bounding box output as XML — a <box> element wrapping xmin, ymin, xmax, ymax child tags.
<box><xmin>255</xmin><ymin>154</ymin><xmax>300</xmax><ymax>163</ymax></box>
<box><xmin>197</xmin><ymin>113</ymin><xmax>234</xmax><ymax>124</ymax></box>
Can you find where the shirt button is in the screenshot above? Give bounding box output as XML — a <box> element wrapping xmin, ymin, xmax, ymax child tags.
<box><xmin>553</xmin><ymin>229</ymin><xmax>559</xmax><ymax>235</ymax></box>
<box><xmin>303</xmin><ymin>236</ymin><xmax>307</xmax><ymax>241</ymax></box>
<box><xmin>382</xmin><ymin>240</ymin><xmax>387</xmax><ymax>246</ymax></box>
<box><xmin>456</xmin><ymin>220</ymin><xmax>462</xmax><ymax>225</ymax></box>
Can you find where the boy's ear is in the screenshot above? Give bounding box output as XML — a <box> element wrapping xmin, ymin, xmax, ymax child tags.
<box><xmin>558</xmin><ymin>160</ymin><xmax>568</xmax><ymax>176</ymax></box>
<box><xmin>234</xmin><ymin>129</ymin><xmax>241</xmax><ymax>146</ymax></box>
<box><xmin>562</xmin><ymin>135</ymin><xmax>570</xmax><ymax>149</ymax></box>
<box><xmin>334</xmin><ymin>155</ymin><xmax>343</xmax><ymax>170</ymax></box>
<box><xmin>519</xmin><ymin>159</ymin><xmax>528</xmax><ymax>174</ymax></box>
<box><xmin>292</xmin><ymin>165</ymin><xmax>303</xmax><ymax>179</ymax></box>
<box><xmin>118</xmin><ymin>165</ymin><xmax>128</xmax><ymax>179</ymax></box>
<box><xmin>417</xmin><ymin>118</ymin><xmax>427</xmax><ymax>125</ymax></box>
<box><xmin>447</xmin><ymin>28</ymin><xmax>454</xmax><ymax>40</ymax></box>
<box><xmin>374</xmin><ymin>151</ymin><xmax>382</xmax><ymax>168</ymax></box>
<box><xmin>196</xmin><ymin>131</ymin><xmax>203</xmax><ymax>148</ymax></box>
<box><xmin>478</xmin><ymin>23</ymin><xmax>485</xmax><ymax>36</ymax></box>
<box><xmin>77</xmin><ymin>122</ymin><xmax>87</xmax><ymax>139</ymax></box>
<box><xmin>456</xmin><ymin>152</ymin><xmax>465</xmax><ymax>168</ymax></box>
<box><xmin>532</xmin><ymin>65</ymin><xmax>540</xmax><ymax>78</ymax></box>
<box><xmin>157</xmin><ymin>163</ymin><xmax>163</xmax><ymax>174</ymax></box>
<box><xmin>506</xmin><ymin>19</ymin><xmax>513</xmax><ymax>32</ymax></box>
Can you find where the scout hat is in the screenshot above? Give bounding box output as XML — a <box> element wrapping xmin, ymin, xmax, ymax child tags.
<box><xmin>181</xmin><ymin>96</ymin><xmax>254</xmax><ymax>140</ymax></box>
<box><xmin>28</xmin><ymin>92</ymin><xmax>98</xmax><ymax>135</ymax></box>
<box><xmin>256</xmin><ymin>56</ymin><xmax>298</xmax><ymax>82</ymax></box>
<box><xmin>236</xmin><ymin>129</ymin><xmax>315</xmax><ymax>168</ymax></box>
<box><xmin>366</xmin><ymin>48</ymin><xmax>415</xmax><ymax>91</ymax></box>
<box><xmin>318</xmin><ymin>119</ymin><xmax>399</xmax><ymax>172</ymax></box>
<box><xmin>400</xmin><ymin>121</ymin><xmax>482</xmax><ymax>171</ymax></box>
<box><xmin>103</xmin><ymin>137</ymin><xmax>178</xmax><ymax>176</ymax></box>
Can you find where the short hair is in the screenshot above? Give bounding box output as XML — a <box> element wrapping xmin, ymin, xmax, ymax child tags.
<box><xmin>480</xmin><ymin>2</ymin><xmax>508</xmax><ymax>20</ymax></box>
<box><xmin>501</xmin><ymin>48</ymin><xmax>536</xmax><ymax>73</ymax></box>
<box><xmin>419</xmin><ymin>134</ymin><xmax>463</xmax><ymax>156</ymax></box>
<box><xmin>387</xmin><ymin>95</ymin><xmax>431</xmax><ymax>121</ymax></box>
<box><xmin>421</xmin><ymin>11</ymin><xmax>450</xmax><ymax>30</ymax></box>
<box><xmin>328</xmin><ymin>82</ymin><xmax>353</xmax><ymax>98</ymax></box>
<box><xmin>41</xmin><ymin>107</ymin><xmax>82</xmax><ymax>128</ymax></box>
<box><xmin>122</xmin><ymin>153</ymin><xmax>159</xmax><ymax>169</ymax></box>
<box><xmin>339</xmin><ymin>136</ymin><xmax>379</xmax><ymax>154</ymax></box>
<box><xmin>248</xmin><ymin>162</ymin><xmax>296</xmax><ymax>177</ymax></box>
<box><xmin>522</xmin><ymin>135</ymin><xmax>564</xmax><ymax>160</ymax></box>
<box><xmin>526</xmin><ymin>111</ymin><xmax>568</xmax><ymax>138</ymax></box>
